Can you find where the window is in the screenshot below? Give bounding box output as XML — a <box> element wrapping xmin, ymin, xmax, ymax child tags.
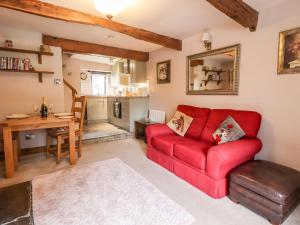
<box><xmin>91</xmin><ymin>72</ymin><xmax>106</xmax><ymax>95</ymax></box>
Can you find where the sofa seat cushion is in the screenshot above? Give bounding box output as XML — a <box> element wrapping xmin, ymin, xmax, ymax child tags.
<box><xmin>174</xmin><ymin>141</ymin><xmax>213</xmax><ymax>170</ymax></box>
<box><xmin>152</xmin><ymin>134</ymin><xmax>196</xmax><ymax>157</ymax></box>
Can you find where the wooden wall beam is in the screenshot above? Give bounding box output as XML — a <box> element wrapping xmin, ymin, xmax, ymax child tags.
<box><xmin>206</xmin><ymin>0</ymin><xmax>258</xmax><ymax>31</ymax></box>
<box><xmin>0</xmin><ymin>0</ymin><xmax>182</xmax><ymax>50</ymax></box>
<box><xmin>43</xmin><ymin>35</ymin><xmax>149</xmax><ymax>61</ymax></box>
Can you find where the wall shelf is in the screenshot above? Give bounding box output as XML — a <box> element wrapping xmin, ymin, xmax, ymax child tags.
<box><xmin>0</xmin><ymin>47</ymin><xmax>54</xmax><ymax>64</ymax></box>
<box><xmin>202</xmin><ymin>79</ymin><xmax>223</xmax><ymax>86</ymax></box>
<box><xmin>202</xmin><ymin>68</ymin><xmax>225</xmax><ymax>76</ymax></box>
<box><xmin>190</xmin><ymin>59</ymin><xmax>204</xmax><ymax>67</ymax></box>
<box><xmin>0</xmin><ymin>69</ymin><xmax>54</xmax><ymax>83</ymax></box>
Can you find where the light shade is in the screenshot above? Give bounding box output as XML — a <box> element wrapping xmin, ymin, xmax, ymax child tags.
<box><xmin>202</xmin><ymin>32</ymin><xmax>211</xmax><ymax>42</ymax></box>
<box><xmin>94</xmin><ymin>0</ymin><xmax>136</xmax><ymax>19</ymax></box>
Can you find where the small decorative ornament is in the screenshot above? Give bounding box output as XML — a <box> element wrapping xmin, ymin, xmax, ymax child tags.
<box><xmin>23</xmin><ymin>58</ymin><xmax>30</xmax><ymax>71</ymax></box>
<box><xmin>13</xmin><ymin>58</ymin><xmax>19</xmax><ymax>70</ymax></box>
<box><xmin>0</xmin><ymin>57</ymin><xmax>5</xmax><ymax>69</ymax></box>
<box><xmin>4</xmin><ymin>40</ymin><xmax>13</xmax><ymax>48</ymax></box>
<box><xmin>18</xmin><ymin>60</ymin><xmax>24</xmax><ymax>70</ymax></box>
<box><xmin>29</xmin><ymin>64</ymin><xmax>34</xmax><ymax>71</ymax></box>
<box><xmin>40</xmin><ymin>45</ymin><xmax>51</xmax><ymax>53</ymax></box>
<box><xmin>7</xmin><ymin>57</ymin><xmax>13</xmax><ymax>70</ymax></box>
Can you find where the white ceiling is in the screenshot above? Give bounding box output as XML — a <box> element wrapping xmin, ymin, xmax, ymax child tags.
<box><xmin>70</xmin><ymin>53</ymin><xmax>118</xmax><ymax>65</ymax></box>
<box><xmin>0</xmin><ymin>0</ymin><xmax>290</xmax><ymax>52</ymax></box>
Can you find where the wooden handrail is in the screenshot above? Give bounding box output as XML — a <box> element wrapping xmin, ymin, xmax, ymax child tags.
<box><xmin>63</xmin><ymin>79</ymin><xmax>78</xmax><ymax>99</ymax></box>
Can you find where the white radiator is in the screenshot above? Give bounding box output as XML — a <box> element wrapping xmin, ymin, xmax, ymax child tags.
<box><xmin>149</xmin><ymin>110</ymin><xmax>166</xmax><ymax>123</ymax></box>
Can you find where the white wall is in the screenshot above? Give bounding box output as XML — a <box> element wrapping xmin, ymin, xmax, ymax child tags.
<box><xmin>63</xmin><ymin>54</ymin><xmax>111</xmax><ymax>111</ymax></box>
<box><xmin>0</xmin><ymin>26</ymin><xmax>64</xmax><ymax>148</ymax></box>
<box><xmin>147</xmin><ymin>2</ymin><xmax>300</xmax><ymax>171</ymax></box>
<box><xmin>62</xmin><ymin>54</ymin><xmax>81</xmax><ymax>112</ymax></box>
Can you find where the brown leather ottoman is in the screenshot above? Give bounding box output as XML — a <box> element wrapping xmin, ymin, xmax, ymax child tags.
<box><xmin>229</xmin><ymin>160</ymin><xmax>300</xmax><ymax>225</ymax></box>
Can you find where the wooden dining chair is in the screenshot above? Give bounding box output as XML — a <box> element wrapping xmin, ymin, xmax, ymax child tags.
<box><xmin>46</xmin><ymin>96</ymin><xmax>87</xmax><ymax>163</ymax></box>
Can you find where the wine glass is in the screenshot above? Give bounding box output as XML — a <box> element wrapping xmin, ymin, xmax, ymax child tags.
<box><xmin>34</xmin><ymin>105</ymin><xmax>39</xmax><ymax>115</ymax></box>
<box><xmin>48</xmin><ymin>104</ymin><xmax>54</xmax><ymax>115</ymax></box>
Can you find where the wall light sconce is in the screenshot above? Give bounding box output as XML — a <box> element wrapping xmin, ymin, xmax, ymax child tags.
<box><xmin>202</xmin><ymin>32</ymin><xmax>212</xmax><ymax>51</ymax></box>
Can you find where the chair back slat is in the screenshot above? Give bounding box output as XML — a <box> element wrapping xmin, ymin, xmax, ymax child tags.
<box><xmin>73</xmin><ymin>107</ymin><xmax>82</xmax><ymax>113</ymax></box>
<box><xmin>74</xmin><ymin>96</ymin><xmax>85</xmax><ymax>103</ymax></box>
<box><xmin>71</xmin><ymin>96</ymin><xmax>87</xmax><ymax>132</ymax></box>
<box><xmin>74</xmin><ymin>117</ymin><xmax>81</xmax><ymax>123</ymax></box>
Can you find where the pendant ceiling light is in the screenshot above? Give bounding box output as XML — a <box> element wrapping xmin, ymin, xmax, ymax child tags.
<box><xmin>93</xmin><ymin>0</ymin><xmax>136</xmax><ymax>20</ymax></box>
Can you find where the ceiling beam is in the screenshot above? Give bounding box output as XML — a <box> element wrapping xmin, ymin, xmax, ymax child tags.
<box><xmin>42</xmin><ymin>35</ymin><xmax>149</xmax><ymax>62</ymax></box>
<box><xmin>0</xmin><ymin>0</ymin><xmax>182</xmax><ymax>50</ymax></box>
<box><xmin>206</xmin><ymin>0</ymin><xmax>258</xmax><ymax>32</ymax></box>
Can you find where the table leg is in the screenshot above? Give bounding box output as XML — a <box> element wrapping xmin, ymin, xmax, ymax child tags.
<box><xmin>3</xmin><ymin>126</ymin><xmax>14</xmax><ymax>178</ymax></box>
<box><xmin>68</xmin><ymin>121</ymin><xmax>76</xmax><ymax>165</ymax></box>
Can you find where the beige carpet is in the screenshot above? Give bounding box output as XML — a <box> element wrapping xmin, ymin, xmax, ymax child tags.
<box><xmin>32</xmin><ymin>158</ymin><xmax>195</xmax><ymax>225</ymax></box>
<box><xmin>1</xmin><ymin>139</ymin><xmax>300</xmax><ymax>225</ymax></box>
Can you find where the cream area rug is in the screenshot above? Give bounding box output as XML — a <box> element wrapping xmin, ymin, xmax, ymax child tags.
<box><xmin>32</xmin><ymin>158</ymin><xmax>195</xmax><ymax>225</ymax></box>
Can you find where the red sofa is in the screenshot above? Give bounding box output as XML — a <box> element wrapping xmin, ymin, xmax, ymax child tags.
<box><xmin>146</xmin><ymin>105</ymin><xmax>262</xmax><ymax>199</ymax></box>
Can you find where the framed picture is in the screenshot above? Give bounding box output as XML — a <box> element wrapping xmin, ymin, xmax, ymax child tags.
<box><xmin>278</xmin><ymin>27</ymin><xmax>300</xmax><ymax>74</ymax></box>
<box><xmin>157</xmin><ymin>60</ymin><xmax>171</xmax><ymax>84</ymax></box>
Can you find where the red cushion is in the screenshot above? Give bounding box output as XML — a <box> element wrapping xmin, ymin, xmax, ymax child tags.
<box><xmin>151</xmin><ymin>134</ymin><xmax>187</xmax><ymax>156</ymax></box>
<box><xmin>174</xmin><ymin>141</ymin><xmax>213</xmax><ymax>170</ymax></box>
<box><xmin>201</xmin><ymin>109</ymin><xmax>262</xmax><ymax>143</ymax></box>
<box><xmin>177</xmin><ymin>105</ymin><xmax>211</xmax><ymax>140</ymax></box>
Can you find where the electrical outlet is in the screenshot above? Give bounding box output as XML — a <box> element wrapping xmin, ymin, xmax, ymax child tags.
<box><xmin>25</xmin><ymin>133</ymin><xmax>36</xmax><ymax>140</ymax></box>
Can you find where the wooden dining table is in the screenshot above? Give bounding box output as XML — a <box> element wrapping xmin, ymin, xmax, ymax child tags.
<box><xmin>0</xmin><ymin>115</ymin><xmax>76</xmax><ymax>178</ymax></box>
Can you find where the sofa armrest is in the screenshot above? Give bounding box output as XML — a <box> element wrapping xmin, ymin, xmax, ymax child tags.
<box><xmin>206</xmin><ymin>138</ymin><xmax>262</xmax><ymax>180</ymax></box>
<box><xmin>146</xmin><ymin>124</ymin><xmax>174</xmax><ymax>146</ymax></box>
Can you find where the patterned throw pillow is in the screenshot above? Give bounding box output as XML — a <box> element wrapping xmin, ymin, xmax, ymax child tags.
<box><xmin>167</xmin><ymin>111</ymin><xmax>193</xmax><ymax>136</ymax></box>
<box><xmin>212</xmin><ymin>116</ymin><xmax>246</xmax><ymax>144</ymax></box>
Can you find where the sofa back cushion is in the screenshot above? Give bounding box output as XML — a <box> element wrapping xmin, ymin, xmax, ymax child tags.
<box><xmin>201</xmin><ymin>109</ymin><xmax>262</xmax><ymax>143</ymax></box>
<box><xmin>177</xmin><ymin>105</ymin><xmax>211</xmax><ymax>140</ymax></box>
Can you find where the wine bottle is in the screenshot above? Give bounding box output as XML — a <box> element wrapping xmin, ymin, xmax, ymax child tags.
<box><xmin>40</xmin><ymin>97</ymin><xmax>48</xmax><ymax>118</ymax></box>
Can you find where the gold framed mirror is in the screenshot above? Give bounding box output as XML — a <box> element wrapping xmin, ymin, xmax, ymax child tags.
<box><xmin>186</xmin><ymin>44</ymin><xmax>240</xmax><ymax>95</ymax></box>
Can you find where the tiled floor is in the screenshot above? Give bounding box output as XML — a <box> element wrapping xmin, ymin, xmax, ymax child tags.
<box><xmin>83</xmin><ymin>122</ymin><xmax>131</xmax><ymax>142</ymax></box>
